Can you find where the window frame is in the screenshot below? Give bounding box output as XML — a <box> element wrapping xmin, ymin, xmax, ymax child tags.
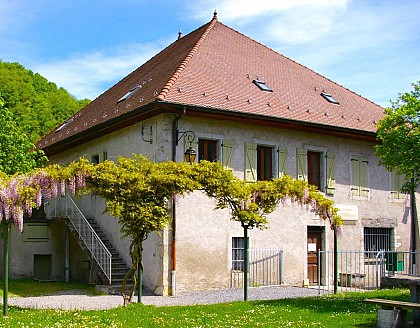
<box><xmin>198</xmin><ymin>139</ymin><xmax>219</xmax><ymax>162</ymax></box>
<box><xmin>390</xmin><ymin>171</ymin><xmax>406</xmax><ymax>200</ymax></box>
<box><xmin>232</xmin><ymin>237</ymin><xmax>249</xmax><ymax>272</ymax></box>
<box><xmin>257</xmin><ymin>145</ymin><xmax>274</xmax><ymax>181</ymax></box>
<box><xmin>364</xmin><ymin>227</ymin><xmax>394</xmax><ymax>258</ymax></box>
<box><xmin>297</xmin><ymin>146</ymin><xmax>333</xmax><ymax>194</ymax></box>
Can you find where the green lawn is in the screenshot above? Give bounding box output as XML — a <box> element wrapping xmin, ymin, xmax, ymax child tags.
<box><xmin>0</xmin><ymin>279</ymin><xmax>99</xmax><ymax>297</ymax></box>
<box><xmin>0</xmin><ymin>280</ymin><xmax>412</xmax><ymax>327</ymax></box>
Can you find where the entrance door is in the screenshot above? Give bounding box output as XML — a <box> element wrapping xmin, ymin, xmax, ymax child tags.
<box><xmin>307</xmin><ymin>229</ymin><xmax>322</xmax><ymax>285</ymax></box>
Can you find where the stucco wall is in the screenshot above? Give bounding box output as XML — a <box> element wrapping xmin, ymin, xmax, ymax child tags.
<box><xmin>46</xmin><ymin>115</ymin><xmax>173</xmax><ymax>293</ymax></box>
<box><xmin>15</xmin><ymin>112</ymin><xmax>416</xmax><ymax>294</ymax></box>
<box><xmin>0</xmin><ymin>220</ymin><xmax>65</xmax><ymax>280</ymax></box>
<box><xmin>170</xmin><ymin>115</ymin><xmax>413</xmax><ymax>292</ymax></box>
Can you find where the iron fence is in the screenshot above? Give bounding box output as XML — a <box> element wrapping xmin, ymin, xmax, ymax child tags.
<box><xmin>231</xmin><ymin>247</ymin><xmax>284</xmax><ymax>288</ymax></box>
<box><xmin>318</xmin><ymin>250</ymin><xmax>420</xmax><ymax>293</ymax></box>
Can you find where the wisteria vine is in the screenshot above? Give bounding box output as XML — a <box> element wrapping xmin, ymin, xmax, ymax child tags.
<box><xmin>0</xmin><ymin>160</ymin><xmax>90</xmax><ymax>232</ymax></box>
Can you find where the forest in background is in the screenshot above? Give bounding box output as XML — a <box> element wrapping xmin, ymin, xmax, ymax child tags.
<box><xmin>0</xmin><ymin>61</ymin><xmax>90</xmax><ymax>142</ymax></box>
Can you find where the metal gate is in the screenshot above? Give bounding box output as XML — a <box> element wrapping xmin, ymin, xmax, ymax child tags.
<box><xmin>231</xmin><ymin>248</ymin><xmax>284</xmax><ymax>288</ymax></box>
<box><xmin>318</xmin><ymin>250</ymin><xmax>420</xmax><ymax>292</ymax></box>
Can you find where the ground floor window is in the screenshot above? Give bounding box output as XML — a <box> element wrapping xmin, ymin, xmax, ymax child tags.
<box><xmin>232</xmin><ymin>237</ymin><xmax>245</xmax><ymax>271</ymax></box>
<box><xmin>364</xmin><ymin>227</ymin><xmax>393</xmax><ymax>257</ymax></box>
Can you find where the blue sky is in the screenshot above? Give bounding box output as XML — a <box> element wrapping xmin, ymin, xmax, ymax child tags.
<box><xmin>1</xmin><ymin>0</ymin><xmax>419</xmax><ymax>107</ymax></box>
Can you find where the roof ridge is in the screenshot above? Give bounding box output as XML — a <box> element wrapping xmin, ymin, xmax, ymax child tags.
<box><xmin>156</xmin><ymin>16</ymin><xmax>218</xmax><ymax>101</ymax></box>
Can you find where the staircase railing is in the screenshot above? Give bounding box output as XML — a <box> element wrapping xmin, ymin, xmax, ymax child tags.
<box><xmin>45</xmin><ymin>195</ymin><xmax>112</xmax><ymax>284</ymax></box>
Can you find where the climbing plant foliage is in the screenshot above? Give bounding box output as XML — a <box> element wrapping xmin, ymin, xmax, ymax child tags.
<box><xmin>1</xmin><ymin>155</ymin><xmax>341</xmax><ymax>305</ymax></box>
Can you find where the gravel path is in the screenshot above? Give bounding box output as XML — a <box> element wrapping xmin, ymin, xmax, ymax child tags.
<box><xmin>5</xmin><ymin>286</ymin><xmax>328</xmax><ymax>311</ymax></box>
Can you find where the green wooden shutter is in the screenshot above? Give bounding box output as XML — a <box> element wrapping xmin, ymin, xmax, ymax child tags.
<box><xmin>278</xmin><ymin>147</ymin><xmax>288</xmax><ymax>177</ymax></box>
<box><xmin>390</xmin><ymin>172</ymin><xmax>399</xmax><ymax>199</ymax></box>
<box><xmin>222</xmin><ymin>140</ymin><xmax>234</xmax><ymax>171</ymax></box>
<box><xmin>391</xmin><ymin>172</ymin><xmax>405</xmax><ymax>199</ymax></box>
<box><xmin>360</xmin><ymin>158</ymin><xmax>369</xmax><ymax>197</ymax></box>
<box><xmin>99</xmin><ymin>151</ymin><xmax>107</xmax><ymax>163</ymax></box>
<box><xmin>23</xmin><ymin>223</ymin><xmax>49</xmax><ymax>242</ymax></box>
<box><xmin>296</xmin><ymin>149</ymin><xmax>307</xmax><ymax>181</ymax></box>
<box><xmin>244</xmin><ymin>142</ymin><xmax>257</xmax><ymax>181</ymax></box>
<box><xmin>184</xmin><ymin>136</ymin><xmax>198</xmax><ymax>163</ymax></box>
<box><xmin>351</xmin><ymin>157</ymin><xmax>360</xmax><ymax>196</ymax></box>
<box><xmin>325</xmin><ymin>152</ymin><xmax>336</xmax><ymax>195</ymax></box>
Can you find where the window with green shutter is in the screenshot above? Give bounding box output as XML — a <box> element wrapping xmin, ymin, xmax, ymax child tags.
<box><xmin>296</xmin><ymin>149</ymin><xmax>308</xmax><ymax>181</ymax></box>
<box><xmin>351</xmin><ymin>156</ymin><xmax>369</xmax><ymax>198</ymax></box>
<box><xmin>222</xmin><ymin>140</ymin><xmax>234</xmax><ymax>171</ymax></box>
<box><xmin>278</xmin><ymin>147</ymin><xmax>288</xmax><ymax>177</ymax></box>
<box><xmin>325</xmin><ymin>152</ymin><xmax>336</xmax><ymax>195</ymax></box>
<box><xmin>23</xmin><ymin>223</ymin><xmax>49</xmax><ymax>242</ymax></box>
<box><xmin>391</xmin><ymin>171</ymin><xmax>405</xmax><ymax>200</ymax></box>
<box><xmin>198</xmin><ymin>139</ymin><xmax>218</xmax><ymax>162</ymax></box>
<box><xmin>244</xmin><ymin>142</ymin><xmax>257</xmax><ymax>181</ymax></box>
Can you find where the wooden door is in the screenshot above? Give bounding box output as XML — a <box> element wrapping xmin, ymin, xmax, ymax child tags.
<box><xmin>307</xmin><ymin>231</ymin><xmax>321</xmax><ymax>284</ymax></box>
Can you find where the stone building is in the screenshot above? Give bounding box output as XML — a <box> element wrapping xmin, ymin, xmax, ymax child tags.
<box><xmin>1</xmin><ymin>13</ymin><xmax>416</xmax><ymax>295</ymax></box>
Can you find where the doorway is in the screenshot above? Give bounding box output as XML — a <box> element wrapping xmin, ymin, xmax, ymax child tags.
<box><xmin>307</xmin><ymin>226</ymin><xmax>323</xmax><ymax>285</ymax></box>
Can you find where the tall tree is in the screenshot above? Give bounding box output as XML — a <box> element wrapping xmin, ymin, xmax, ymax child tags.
<box><xmin>375</xmin><ymin>81</ymin><xmax>420</xmax><ymax>191</ymax></box>
<box><xmin>0</xmin><ymin>61</ymin><xmax>90</xmax><ymax>142</ymax></box>
<box><xmin>0</xmin><ymin>99</ymin><xmax>47</xmax><ymax>175</ymax></box>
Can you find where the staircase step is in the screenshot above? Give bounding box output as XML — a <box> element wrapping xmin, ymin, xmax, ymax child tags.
<box><xmin>67</xmin><ymin>215</ymin><xmax>132</xmax><ymax>295</ymax></box>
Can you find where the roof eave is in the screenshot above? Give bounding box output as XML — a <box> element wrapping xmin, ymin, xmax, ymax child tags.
<box><xmin>41</xmin><ymin>100</ymin><xmax>378</xmax><ymax>156</ymax></box>
<box><xmin>157</xmin><ymin>101</ymin><xmax>379</xmax><ymax>143</ymax></box>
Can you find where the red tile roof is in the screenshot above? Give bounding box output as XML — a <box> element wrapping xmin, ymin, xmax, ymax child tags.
<box><xmin>38</xmin><ymin>14</ymin><xmax>384</xmax><ymax>153</ymax></box>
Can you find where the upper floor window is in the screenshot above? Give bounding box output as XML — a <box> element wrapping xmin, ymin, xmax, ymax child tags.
<box><xmin>307</xmin><ymin>151</ymin><xmax>321</xmax><ymax>190</ymax></box>
<box><xmin>245</xmin><ymin>143</ymin><xmax>275</xmax><ymax>181</ymax></box>
<box><xmin>351</xmin><ymin>156</ymin><xmax>369</xmax><ymax>198</ymax></box>
<box><xmin>390</xmin><ymin>171</ymin><xmax>405</xmax><ymax>200</ymax></box>
<box><xmin>199</xmin><ymin>139</ymin><xmax>218</xmax><ymax>162</ymax></box>
<box><xmin>257</xmin><ymin>145</ymin><xmax>273</xmax><ymax>181</ymax></box>
<box><xmin>296</xmin><ymin>149</ymin><xmax>335</xmax><ymax>194</ymax></box>
<box><xmin>91</xmin><ymin>151</ymin><xmax>107</xmax><ymax>165</ymax></box>
<box><xmin>245</xmin><ymin>142</ymin><xmax>288</xmax><ymax>182</ymax></box>
<box><xmin>184</xmin><ymin>137</ymin><xmax>237</xmax><ymax>168</ymax></box>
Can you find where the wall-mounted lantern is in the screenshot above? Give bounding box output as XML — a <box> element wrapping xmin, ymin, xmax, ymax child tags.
<box><xmin>176</xmin><ymin>130</ymin><xmax>196</xmax><ymax>164</ymax></box>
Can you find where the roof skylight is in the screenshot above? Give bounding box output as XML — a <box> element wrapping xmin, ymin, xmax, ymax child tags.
<box><xmin>321</xmin><ymin>92</ymin><xmax>339</xmax><ymax>105</ymax></box>
<box><xmin>253</xmin><ymin>80</ymin><xmax>273</xmax><ymax>92</ymax></box>
<box><xmin>117</xmin><ymin>85</ymin><xmax>140</xmax><ymax>103</ymax></box>
<box><xmin>55</xmin><ymin>118</ymin><xmax>73</xmax><ymax>132</ymax></box>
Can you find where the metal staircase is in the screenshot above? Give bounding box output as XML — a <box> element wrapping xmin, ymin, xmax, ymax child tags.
<box><xmin>45</xmin><ymin>195</ymin><xmax>132</xmax><ymax>294</ymax></box>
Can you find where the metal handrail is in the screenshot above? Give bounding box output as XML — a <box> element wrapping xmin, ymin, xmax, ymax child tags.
<box><xmin>49</xmin><ymin>195</ymin><xmax>112</xmax><ymax>284</ymax></box>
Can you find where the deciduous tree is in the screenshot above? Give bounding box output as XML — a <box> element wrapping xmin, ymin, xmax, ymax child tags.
<box><xmin>375</xmin><ymin>81</ymin><xmax>420</xmax><ymax>191</ymax></box>
<box><xmin>0</xmin><ymin>98</ymin><xmax>47</xmax><ymax>175</ymax></box>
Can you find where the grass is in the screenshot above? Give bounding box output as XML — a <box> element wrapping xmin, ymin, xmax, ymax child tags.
<box><xmin>0</xmin><ymin>280</ymin><xmax>412</xmax><ymax>327</ymax></box>
<box><xmin>0</xmin><ymin>279</ymin><xmax>99</xmax><ymax>297</ymax></box>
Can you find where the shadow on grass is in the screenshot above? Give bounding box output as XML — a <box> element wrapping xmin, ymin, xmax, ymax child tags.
<box><xmin>0</xmin><ymin>278</ymin><xmax>99</xmax><ymax>297</ymax></box>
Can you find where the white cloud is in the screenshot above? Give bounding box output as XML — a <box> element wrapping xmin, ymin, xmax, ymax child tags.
<box><xmin>34</xmin><ymin>43</ymin><xmax>163</xmax><ymax>100</ymax></box>
<box><xmin>188</xmin><ymin>0</ymin><xmax>347</xmax><ymax>21</ymax></box>
<box><xmin>187</xmin><ymin>0</ymin><xmax>348</xmax><ymax>44</ymax></box>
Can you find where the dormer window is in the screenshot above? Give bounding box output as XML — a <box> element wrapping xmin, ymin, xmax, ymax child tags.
<box><xmin>117</xmin><ymin>85</ymin><xmax>140</xmax><ymax>103</ymax></box>
<box><xmin>253</xmin><ymin>80</ymin><xmax>273</xmax><ymax>92</ymax></box>
<box><xmin>321</xmin><ymin>92</ymin><xmax>339</xmax><ymax>105</ymax></box>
